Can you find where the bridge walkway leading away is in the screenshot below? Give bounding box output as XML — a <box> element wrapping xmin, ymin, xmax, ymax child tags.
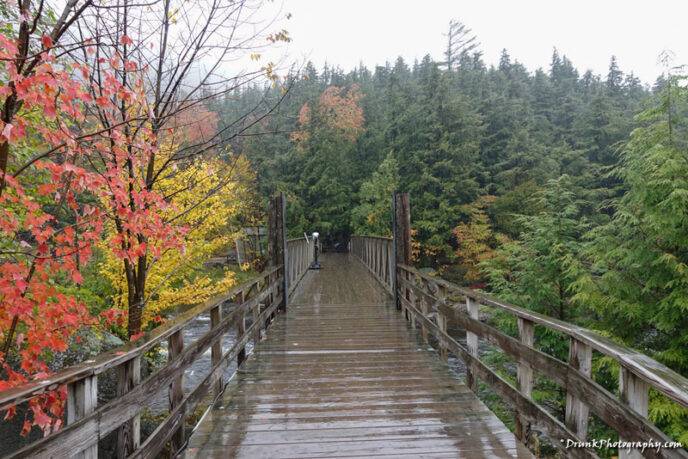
<box><xmin>183</xmin><ymin>253</ymin><xmax>532</xmax><ymax>458</ymax></box>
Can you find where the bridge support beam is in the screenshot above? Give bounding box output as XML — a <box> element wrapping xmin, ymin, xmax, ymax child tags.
<box><xmin>268</xmin><ymin>192</ymin><xmax>288</xmax><ymax>311</ymax></box>
<box><xmin>392</xmin><ymin>192</ymin><xmax>411</xmax><ymax>311</ymax></box>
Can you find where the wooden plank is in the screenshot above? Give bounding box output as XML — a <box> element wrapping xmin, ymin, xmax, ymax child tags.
<box><xmin>566</xmin><ymin>338</ymin><xmax>592</xmax><ymax>440</ymax></box>
<box><xmin>116</xmin><ymin>356</ymin><xmax>140</xmax><ymax>458</ymax></box>
<box><xmin>465</xmin><ymin>296</ymin><xmax>479</xmax><ymax>392</ymax></box>
<box><xmin>169</xmin><ymin>329</ymin><xmax>185</xmax><ymax>453</ymax></box>
<box><xmin>67</xmin><ymin>375</ymin><xmax>97</xmax><ymax>459</ymax></box>
<box><xmin>399</xmin><ymin>268</ymin><xmax>688</xmax><ymax>456</ymax></box>
<box><xmin>210</xmin><ymin>304</ymin><xmax>222</xmax><ymax>397</ymax></box>
<box><xmin>515</xmin><ymin>317</ymin><xmax>534</xmax><ymax>442</ymax></box>
<box><xmin>132</xmin><ymin>295</ymin><xmax>283</xmax><ymax>459</ymax></box>
<box><xmin>620</xmin><ymin>366</ymin><xmax>650</xmax><ymax>459</ymax></box>
<box><xmin>185</xmin><ymin>253</ymin><xmax>531</xmax><ymax>459</ymax></box>
<box><xmin>409</xmin><ymin>297</ymin><xmax>687</xmax><ymax>458</ymax></box>
<box><xmin>268</xmin><ymin>192</ymin><xmax>287</xmax><ymax>311</ymax></box>
<box><xmin>400</xmin><ymin>296</ymin><xmax>593</xmax><ymax>459</ymax></box>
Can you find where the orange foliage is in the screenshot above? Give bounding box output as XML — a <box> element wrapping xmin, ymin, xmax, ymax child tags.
<box><xmin>453</xmin><ymin>195</ymin><xmax>497</xmax><ymax>283</ymax></box>
<box><xmin>291</xmin><ymin>85</ymin><xmax>365</xmax><ymax>143</ymax></box>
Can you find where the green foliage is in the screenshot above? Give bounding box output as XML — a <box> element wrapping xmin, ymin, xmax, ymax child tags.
<box><xmin>351</xmin><ymin>152</ymin><xmax>399</xmax><ymax>236</ymax></box>
<box><xmin>570</xmin><ymin>76</ymin><xmax>688</xmax><ymax>437</ymax></box>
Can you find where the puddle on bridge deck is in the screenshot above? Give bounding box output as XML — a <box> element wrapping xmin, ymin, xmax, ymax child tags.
<box><xmin>183</xmin><ymin>253</ymin><xmax>533</xmax><ymax>458</ymax></box>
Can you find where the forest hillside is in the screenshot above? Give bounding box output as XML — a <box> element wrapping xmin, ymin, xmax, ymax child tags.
<box><xmin>215</xmin><ymin>44</ymin><xmax>688</xmax><ymax>442</ymax></box>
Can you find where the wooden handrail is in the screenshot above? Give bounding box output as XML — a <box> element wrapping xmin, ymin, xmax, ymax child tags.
<box><xmin>0</xmin><ymin>264</ymin><xmax>293</xmax><ymax>459</ymax></box>
<box><xmin>398</xmin><ymin>263</ymin><xmax>688</xmax><ymax>410</ymax></box>
<box><xmin>286</xmin><ymin>237</ymin><xmax>314</xmax><ymax>295</ymax></box>
<box><xmin>350</xmin><ymin>236</ymin><xmax>394</xmax><ymax>294</ymax></box>
<box><xmin>394</xmin><ymin>261</ymin><xmax>688</xmax><ymax>458</ymax></box>
<box><xmin>347</xmin><ymin>235</ymin><xmax>688</xmax><ymax>457</ymax></box>
<box><xmin>0</xmin><ymin>265</ymin><xmax>281</xmax><ymax>412</ymax></box>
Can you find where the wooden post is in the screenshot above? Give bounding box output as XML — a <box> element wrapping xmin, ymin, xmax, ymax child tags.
<box><xmin>168</xmin><ymin>330</ymin><xmax>184</xmax><ymax>453</ymax></box>
<box><xmin>67</xmin><ymin>376</ymin><xmax>98</xmax><ymax>459</ymax></box>
<box><xmin>565</xmin><ymin>338</ymin><xmax>592</xmax><ymax>440</ymax></box>
<box><xmin>268</xmin><ymin>193</ymin><xmax>287</xmax><ymax>311</ymax></box>
<box><xmin>253</xmin><ymin>302</ymin><xmax>262</xmax><ymax>344</ymax></box>
<box><xmin>619</xmin><ymin>367</ymin><xmax>650</xmax><ymax>459</ymax></box>
<box><xmin>437</xmin><ymin>312</ymin><xmax>448</xmax><ymax>360</ymax></box>
<box><xmin>210</xmin><ymin>304</ymin><xmax>222</xmax><ymax>397</ymax></box>
<box><xmin>237</xmin><ymin>310</ymin><xmax>247</xmax><ymax>366</ymax></box>
<box><xmin>515</xmin><ymin>317</ymin><xmax>534</xmax><ymax>442</ymax></box>
<box><xmin>418</xmin><ymin>277</ymin><xmax>429</xmax><ymax>344</ymax></box>
<box><xmin>437</xmin><ymin>285</ymin><xmax>448</xmax><ymax>360</ymax></box>
<box><xmin>116</xmin><ymin>356</ymin><xmax>140</xmax><ymax>458</ymax></box>
<box><xmin>465</xmin><ymin>297</ymin><xmax>479</xmax><ymax>391</ymax></box>
<box><xmin>392</xmin><ymin>192</ymin><xmax>411</xmax><ymax>311</ymax></box>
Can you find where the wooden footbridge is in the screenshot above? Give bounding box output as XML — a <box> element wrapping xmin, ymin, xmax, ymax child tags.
<box><xmin>2</xmin><ymin>194</ymin><xmax>688</xmax><ymax>458</ymax></box>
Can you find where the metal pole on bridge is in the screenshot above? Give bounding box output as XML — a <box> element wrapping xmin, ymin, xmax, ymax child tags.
<box><xmin>392</xmin><ymin>192</ymin><xmax>411</xmax><ymax>311</ymax></box>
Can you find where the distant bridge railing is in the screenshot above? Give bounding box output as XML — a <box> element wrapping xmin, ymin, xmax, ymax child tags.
<box><xmin>286</xmin><ymin>236</ymin><xmax>314</xmax><ymax>296</ymax></box>
<box><xmin>350</xmin><ymin>235</ymin><xmax>394</xmax><ymax>294</ymax></box>
<box><xmin>351</xmin><ymin>234</ymin><xmax>688</xmax><ymax>459</ymax></box>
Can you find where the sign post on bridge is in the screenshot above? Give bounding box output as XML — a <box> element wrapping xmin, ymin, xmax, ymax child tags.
<box><xmin>268</xmin><ymin>192</ymin><xmax>288</xmax><ymax>311</ymax></box>
<box><xmin>392</xmin><ymin>192</ymin><xmax>411</xmax><ymax>311</ymax></box>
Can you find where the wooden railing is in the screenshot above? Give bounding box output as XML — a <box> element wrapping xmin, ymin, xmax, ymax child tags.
<box><xmin>350</xmin><ymin>236</ymin><xmax>394</xmax><ymax>294</ymax></box>
<box><xmin>351</xmin><ymin>235</ymin><xmax>688</xmax><ymax>459</ymax></box>
<box><xmin>0</xmin><ymin>265</ymin><xmax>290</xmax><ymax>459</ymax></box>
<box><xmin>286</xmin><ymin>236</ymin><xmax>314</xmax><ymax>296</ymax></box>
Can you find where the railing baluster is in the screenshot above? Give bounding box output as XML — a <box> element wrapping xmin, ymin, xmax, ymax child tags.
<box><xmin>237</xmin><ymin>292</ymin><xmax>247</xmax><ymax>366</ymax></box>
<box><xmin>515</xmin><ymin>317</ymin><xmax>534</xmax><ymax>442</ymax></box>
<box><xmin>565</xmin><ymin>337</ymin><xmax>592</xmax><ymax>440</ymax></box>
<box><xmin>418</xmin><ymin>277</ymin><xmax>429</xmax><ymax>343</ymax></box>
<box><xmin>619</xmin><ymin>367</ymin><xmax>650</xmax><ymax>459</ymax></box>
<box><xmin>253</xmin><ymin>302</ymin><xmax>262</xmax><ymax>344</ymax></box>
<box><xmin>436</xmin><ymin>284</ymin><xmax>448</xmax><ymax>360</ymax></box>
<box><xmin>116</xmin><ymin>356</ymin><xmax>140</xmax><ymax>458</ymax></box>
<box><xmin>210</xmin><ymin>304</ymin><xmax>222</xmax><ymax>397</ymax></box>
<box><xmin>465</xmin><ymin>296</ymin><xmax>479</xmax><ymax>391</ymax></box>
<box><xmin>168</xmin><ymin>330</ymin><xmax>185</xmax><ymax>453</ymax></box>
<box><xmin>67</xmin><ymin>376</ymin><xmax>98</xmax><ymax>459</ymax></box>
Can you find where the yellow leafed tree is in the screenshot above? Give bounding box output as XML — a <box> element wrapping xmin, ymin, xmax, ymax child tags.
<box><xmin>100</xmin><ymin>150</ymin><xmax>258</xmax><ymax>326</ymax></box>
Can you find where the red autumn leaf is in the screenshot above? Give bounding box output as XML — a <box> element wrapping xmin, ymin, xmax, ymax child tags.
<box><xmin>41</xmin><ymin>35</ymin><xmax>53</xmax><ymax>49</ymax></box>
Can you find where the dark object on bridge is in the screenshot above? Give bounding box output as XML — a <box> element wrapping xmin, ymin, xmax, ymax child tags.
<box><xmin>309</xmin><ymin>232</ymin><xmax>321</xmax><ymax>269</ymax></box>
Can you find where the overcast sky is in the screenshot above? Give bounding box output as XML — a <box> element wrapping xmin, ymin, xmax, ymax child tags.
<box><xmin>274</xmin><ymin>0</ymin><xmax>686</xmax><ymax>85</ymax></box>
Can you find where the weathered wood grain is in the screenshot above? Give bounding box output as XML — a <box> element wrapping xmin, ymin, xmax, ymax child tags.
<box><xmin>0</xmin><ymin>266</ymin><xmax>280</xmax><ymax>413</ymax></box>
<box><xmin>184</xmin><ymin>253</ymin><xmax>531</xmax><ymax>459</ymax></box>
<box><xmin>9</xmin><ymin>280</ymin><xmax>281</xmax><ymax>459</ymax></box>
<box><xmin>116</xmin><ymin>356</ymin><xmax>140</xmax><ymax>458</ymax></box>
<box><xmin>397</xmin><ymin>268</ymin><xmax>688</xmax><ymax>458</ymax></box>
<box><xmin>398</xmin><ymin>263</ymin><xmax>688</xmax><ymax>411</ymax></box>
<box><xmin>515</xmin><ymin>317</ymin><xmax>534</xmax><ymax>442</ymax></box>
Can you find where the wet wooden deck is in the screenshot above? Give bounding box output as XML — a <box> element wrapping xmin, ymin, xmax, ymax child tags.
<box><xmin>184</xmin><ymin>253</ymin><xmax>532</xmax><ymax>458</ymax></box>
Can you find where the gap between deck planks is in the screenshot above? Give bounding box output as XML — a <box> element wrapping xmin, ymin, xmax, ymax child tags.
<box><xmin>184</xmin><ymin>253</ymin><xmax>532</xmax><ymax>459</ymax></box>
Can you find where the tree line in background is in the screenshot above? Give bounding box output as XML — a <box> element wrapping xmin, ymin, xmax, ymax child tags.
<box><xmin>216</xmin><ymin>41</ymin><xmax>688</xmax><ymax>442</ymax></box>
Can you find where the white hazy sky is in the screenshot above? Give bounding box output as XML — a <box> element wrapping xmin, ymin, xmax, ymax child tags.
<box><xmin>273</xmin><ymin>0</ymin><xmax>687</xmax><ymax>85</ymax></box>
